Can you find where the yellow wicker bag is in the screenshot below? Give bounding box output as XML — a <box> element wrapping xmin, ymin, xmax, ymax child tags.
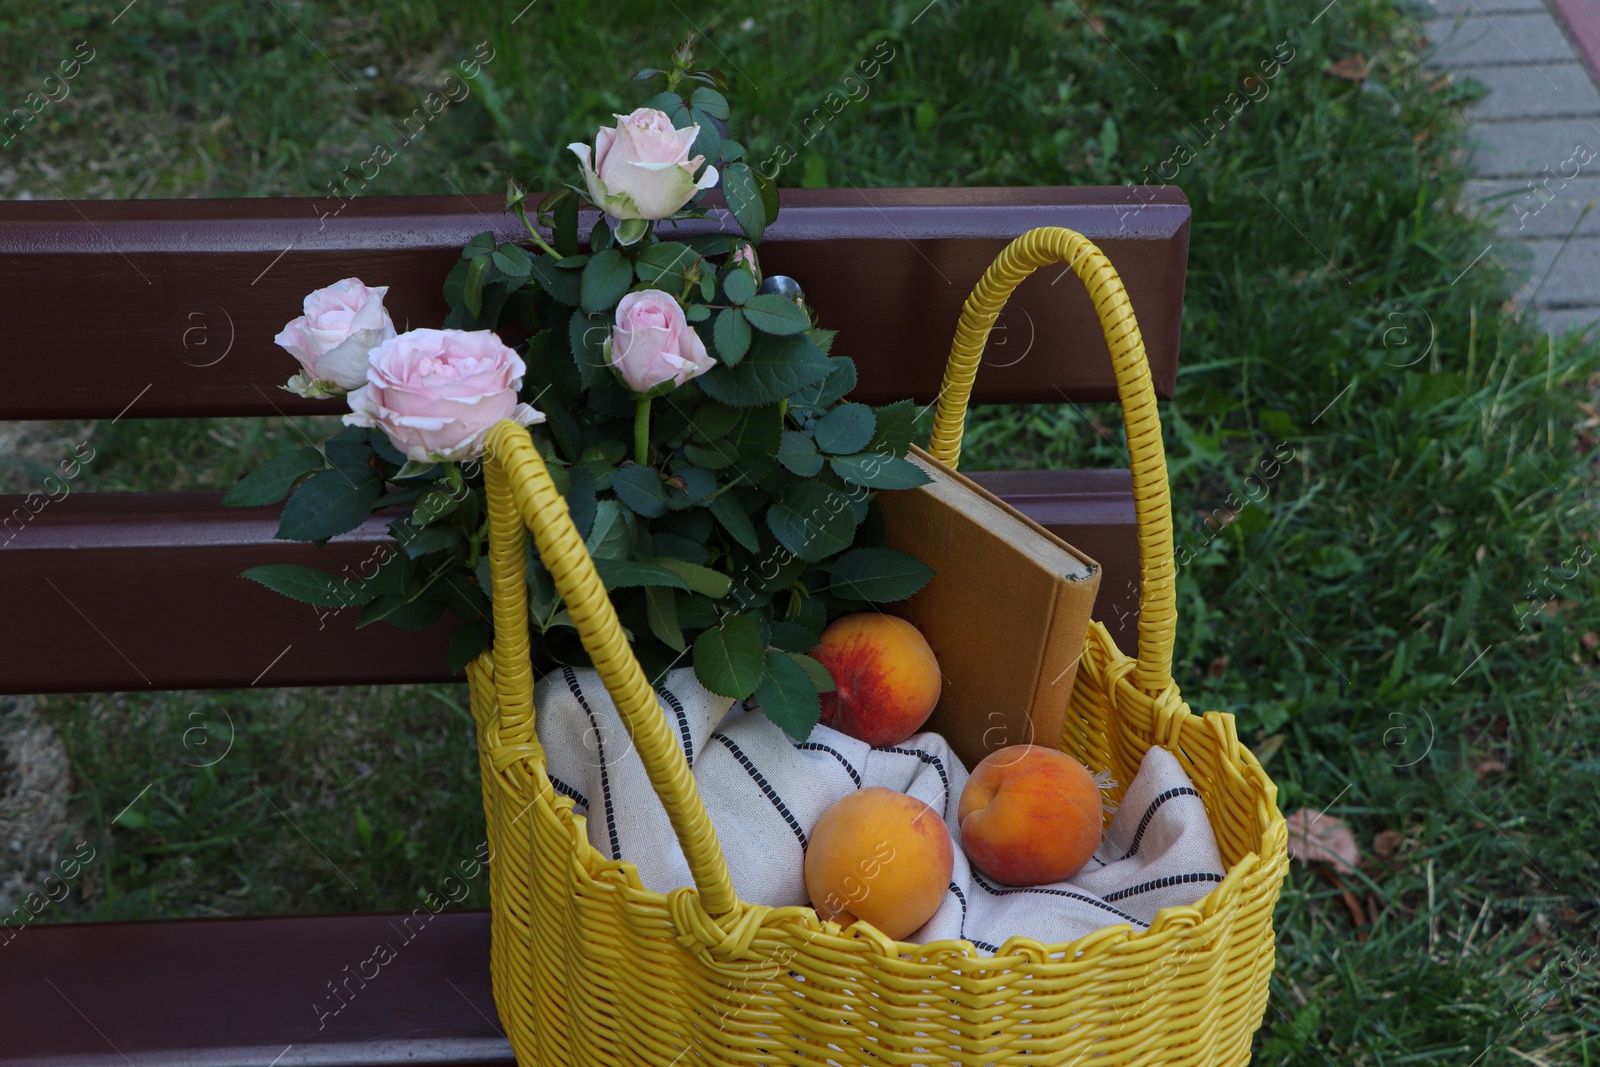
<box><xmin>466</xmin><ymin>226</ymin><xmax>1289</xmax><ymax>1066</ymax></box>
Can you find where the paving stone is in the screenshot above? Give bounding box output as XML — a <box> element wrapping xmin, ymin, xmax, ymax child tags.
<box><xmin>1470</xmin><ymin>117</ymin><xmax>1600</xmax><ymax>177</ymax></box>
<box><xmin>1510</xmin><ymin>235</ymin><xmax>1600</xmax><ymax>306</ymax></box>
<box><xmin>1532</xmin><ymin>306</ymin><xmax>1600</xmax><ymax>335</ymax></box>
<box><xmin>1427</xmin><ymin>11</ymin><xmax>1580</xmax><ymax>65</ymax></box>
<box><xmin>1425</xmin><ymin>0</ymin><xmax>1550</xmax><ymax>15</ymax></box>
<box><xmin>1457</xmin><ymin>62</ymin><xmax>1600</xmax><ymax>119</ymax></box>
<box><xmin>1466</xmin><ymin>176</ymin><xmax>1600</xmax><ymax>237</ymax></box>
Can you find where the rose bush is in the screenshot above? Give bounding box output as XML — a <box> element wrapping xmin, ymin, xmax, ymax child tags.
<box><xmin>343</xmin><ymin>328</ymin><xmax>545</xmax><ymax>463</ymax></box>
<box><xmin>273</xmin><ymin>278</ymin><xmax>396</xmax><ymax>398</ymax></box>
<box><xmin>232</xmin><ymin>44</ymin><xmax>930</xmax><ymax>731</ymax></box>
<box><xmin>569</xmin><ymin>107</ymin><xmax>718</xmax><ymax>232</ymax></box>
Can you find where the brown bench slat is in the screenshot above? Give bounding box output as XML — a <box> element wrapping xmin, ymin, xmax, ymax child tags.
<box><xmin>0</xmin><ymin>473</ymin><xmax>1136</xmax><ymax>694</ymax></box>
<box><xmin>0</xmin><ymin>911</ymin><xmax>513</xmax><ymax>1066</ymax></box>
<box><xmin>0</xmin><ymin>187</ymin><xmax>1188</xmax><ymax>420</ymax></box>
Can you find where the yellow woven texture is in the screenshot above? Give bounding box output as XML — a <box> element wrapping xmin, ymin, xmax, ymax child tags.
<box><xmin>468</xmin><ymin>226</ymin><xmax>1289</xmax><ymax>1065</ymax></box>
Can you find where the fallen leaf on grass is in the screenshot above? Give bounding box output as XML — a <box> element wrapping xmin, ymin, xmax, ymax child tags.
<box><xmin>1475</xmin><ymin>758</ymin><xmax>1507</xmax><ymax>780</ymax></box>
<box><xmin>1324</xmin><ymin>55</ymin><xmax>1373</xmax><ymax>82</ymax></box>
<box><xmin>1285</xmin><ymin>808</ymin><xmax>1360</xmax><ymax>874</ymax></box>
<box><xmin>1582</xmin><ymin>631</ymin><xmax>1599</xmax><ymax>653</ymax></box>
<box><xmin>1252</xmin><ymin>733</ymin><xmax>1285</xmax><ymax>767</ymax></box>
<box><xmin>1373</xmin><ymin>828</ymin><xmax>1402</xmax><ymax>860</ymax></box>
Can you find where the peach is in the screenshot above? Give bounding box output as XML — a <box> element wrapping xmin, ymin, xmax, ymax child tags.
<box><xmin>804</xmin><ymin>787</ymin><xmax>953</xmax><ymax>941</ymax></box>
<box><xmin>812</xmin><ymin>613</ymin><xmax>942</xmax><ymax>747</ymax></box>
<box><xmin>958</xmin><ymin>745</ymin><xmax>1103</xmax><ymax>886</ymax></box>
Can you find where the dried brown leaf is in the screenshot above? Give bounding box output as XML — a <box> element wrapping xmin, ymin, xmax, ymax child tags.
<box><xmin>1324</xmin><ymin>55</ymin><xmax>1373</xmax><ymax>82</ymax></box>
<box><xmin>1285</xmin><ymin>808</ymin><xmax>1360</xmax><ymax>874</ymax></box>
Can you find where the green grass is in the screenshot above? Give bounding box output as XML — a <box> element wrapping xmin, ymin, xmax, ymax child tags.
<box><xmin>5</xmin><ymin>0</ymin><xmax>1600</xmax><ymax>1061</ymax></box>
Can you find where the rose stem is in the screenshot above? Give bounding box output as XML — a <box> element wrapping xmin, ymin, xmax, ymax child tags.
<box><xmin>634</xmin><ymin>396</ymin><xmax>651</xmax><ymax>467</ymax></box>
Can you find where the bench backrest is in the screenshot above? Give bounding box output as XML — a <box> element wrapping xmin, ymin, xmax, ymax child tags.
<box><xmin>0</xmin><ymin>186</ymin><xmax>1189</xmax><ymax>694</ymax></box>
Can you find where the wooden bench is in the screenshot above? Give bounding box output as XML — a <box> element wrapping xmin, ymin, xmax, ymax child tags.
<box><xmin>0</xmin><ymin>186</ymin><xmax>1189</xmax><ymax>1066</ymax></box>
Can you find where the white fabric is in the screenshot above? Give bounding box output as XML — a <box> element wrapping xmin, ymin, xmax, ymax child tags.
<box><xmin>535</xmin><ymin>666</ymin><xmax>1228</xmax><ymax>954</ymax></box>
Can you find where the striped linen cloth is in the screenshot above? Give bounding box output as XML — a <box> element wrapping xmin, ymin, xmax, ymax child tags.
<box><xmin>536</xmin><ymin>666</ymin><xmax>1227</xmax><ymax>954</ymax></box>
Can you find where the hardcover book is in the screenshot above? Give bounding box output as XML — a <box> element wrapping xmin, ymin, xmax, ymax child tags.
<box><xmin>878</xmin><ymin>445</ymin><xmax>1102</xmax><ymax>770</ymax></box>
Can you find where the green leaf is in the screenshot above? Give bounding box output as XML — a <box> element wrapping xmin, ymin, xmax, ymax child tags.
<box><xmin>594</xmin><ymin>558</ymin><xmax>690</xmax><ymax>591</ymax></box>
<box><xmin>709</xmin><ymin>492</ymin><xmax>760</xmax><ymax>551</ymax></box>
<box><xmin>551</xmin><ymin>189</ymin><xmax>580</xmax><ymax>256</ymax></box>
<box><xmin>529</xmin><ymin>254</ymin><xmax>581</xmax><ymax>305</ymax></box>
<box><xmin>411</xmin><ymin>485</ymin><xmax>462</xmax><ymax>525</ymax></box>
<box><xmin>241</xmin><ymin>564</ymin><xmax>371</xmax><ymax>608</ymax></box>
<box><xmin>645</xmin><ymin>586</ymin><xmax>686</xmax><ymax>651</ymax></box>
<box><xmin>690</xmin><ymin>85</ymin><xmax>729</xmax><ymax>119</ymax></box>
<box><xmin>784</xmin><ymin>650</ymin><xmax>835</xmax><ymax>693</ymax></box>
<box><xmin>641</xmin><ymin>90</ymin><xmax>684</xmax><ymax>113</ymax></box>
<box><xmin>767</xmin><ymin>481</ymin><xmax>859</xmax><ymax>561</ymax></box>
<box><xmin>684</xmin><ymin>440</ymin><xmax>737</xmax><ymax>470</ymax></box>
<box><xmin>868</xmin><ymin>399</ymin><xmax>919</xmax><ymax>455</ymax></box>
<box><xmin>739</xmin><ymin>293</ymin><xmax>811</xmax><ymax>335</ymax></box>
<box><xmin>791</xmin><ymin>356</ymin><xmax>857</xmax><ymax>412</ymax></box>
<box><xmin>359</xmin><ymin>593</ymin><xmax>447</xmax><ymax>630</ymax></box>
<box><xmin>722</xmin><ymin>162</ymin><xmax>766</xmax><ymax>244</ymax></box>
<box><xmin>580</xmin><ymin>248</ymin><xmax>633</xmax><ymax>313</ymax></box>
<box><xmin>223</xmin><ymin>447</ymin><xmax>324</xmax><ymax>507</ymax></box>
<box><xmin>776</xmin><ymin>430</ymin><xmax>824</xmax><ymax>476</ymax></box>
<box><xmin>324</xmin><ymin>427</ymin><xmax>374</xmax><ymax>473</ymax></box>
<box><xmin>277</xmin><ymin>468</ymin><xmax>381</xmax><ymax>541</ymax></box>
<box><xmin>829</xmin><ymin>548</ymin><xmax>935</xmax><ymax>602</ymax></box>
<box><xmin>812</xmin><ymin>403</ymin><xmax>876</xmax><ymax>454</ymax></box>
<box><xmin>635</xmin><ymin>242</ymin><xmax>700</xmax><ymax>294</ymax></box>
<box><xmin>689</xmin><ymin>401</ymin><xmax>742</xmax><ymax>441</ymax></box>
<box><xmin>829</xmin><ymin>453</ymin><xmax>934</xmax><ymax>490</ymax></box>
<box><xmin>464</xmin><ymin>255</ymin><xmax>489</xmax><ymax>319</ymax></box>
<box><xmin>713</xmin><ymin>306</ymin><xmax>752</xmax><ymax>364</ymax></box>
<box><xmin>492</xmin><ymin>242</ymin><xmax>533</xmax><ymax>277</ymax></box>
<box><xmin>447</xmin><ymin>617</ymin><xmax>493</xmax><ymax>672</ymax></box>
<box><xmin>730</xmin><ymin>404</ymin><xmax>784</xmax><ymax>460</ymax></box>
<box><xmin>686</xmin><ymin>303</ymin><xmax>710</xmax><ymax>322</ymax></box>
<box><xmin>462</xmin><ymin>231</ymin><xmax>495</xmax><ymax>259</ymax></box>
<box><xmin>585</xmin><ymin>500</ymin><xmax>633</xmax><ymax>560</ymax></box>
<box><xmin>398</xmin><ymin>524</ymin><xmax>463</xmax><ymax>559</ymax></box>
<box><xmin>569</xmin><ymin>309</ymin><xmax>613</xmax><ymax>389</ymax></box>
<box><xmin>681</xmin><ymin>234</ymin><xmax>734</xmax><ymax>257</ymax></box>
<box><xmin>769</xmin><ymin>621</ymin><xmax>820</xmax><ymax>654</ymax></box>
<box><xmin>687</xmin><ymin>109</ymin><xmax>721</xmax><ymax>165</ymax></box>
<box><xmin>590</xmin><ymin>216</ymin><xmax>614</xmax><ymax>253</ymax></box>
<box><xmin>650</xmin><ymin>557</ymin><xmax>732</xmax><ymax>599</ymax></box>
<box><xmin>665</xmin><ymin>465</ymin><xmax>718</xmax><ymax>509</ymax></box>
<box><xmin>697</xmin><ymin>332</ymin><xmax>833</xmax><ymax>408</ymax></box>
<box><xmin>754</xmin><ymin>168</ymin><xmax>781</xmax><ymax>226</ymax></box>
<box><xmin>754</xmin><ymin>651</ymin><xmax>821</xmax><ymax>741</ymax></box>
<box><xmin>723</xmin><ymin>268</ymin><xmax>756</xmax><ymax>306</ymax></box>
<box><xmin>610</xmin><ymin>464</ymin><xmax>669</xmax><ymax>518</ymax></box>
<box><xmin>692</xmin><ymin>613</ymin><xmax>766</xmax><ymax>698</ymax></box>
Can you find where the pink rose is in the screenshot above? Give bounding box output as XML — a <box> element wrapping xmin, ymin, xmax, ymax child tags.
<box><xmin>609</xmin><ymin>290</ymin><xmax>716</xmax><ymax>394</ymax></box>
<box><xmin>274</xmin><ymin>278</ymin><xmax>396</xmax><ymax>398</ymax></box>
<box><xmin>569</xmin><ymin>108</ymin><xmax>719</xmax><ymax>232</ymax></box>
<box><xmin>342</xmin><ymin>329</ymin><xmax>544</xmax><ymax>463</ymax></box>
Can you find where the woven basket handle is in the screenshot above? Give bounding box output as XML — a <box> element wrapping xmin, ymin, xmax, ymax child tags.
<box><xmin>481</xmin><ymin>422</ymin><xmax>741</xmax><ymax>920</ymax></box>
<box><xmin>928</xmin><ymin>226</ymin><xmax>1177</xmax><ymax>694</ymax></box>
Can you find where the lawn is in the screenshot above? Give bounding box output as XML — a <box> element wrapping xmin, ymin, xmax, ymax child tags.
<box><xmin>3</xmin><ymin>0</ymin><xmax>1599</xmax><ymax>1062</ymax></box>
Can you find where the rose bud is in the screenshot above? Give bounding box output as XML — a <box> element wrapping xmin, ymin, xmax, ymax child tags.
<box><xmin>608</xmin><ymin>290</ymin><xmax>716</xmax><ymax>395</ymax></box>
<box><xmin>274</xmin><ymin>278</ymin><xmax>397</xmax><ymax>398</ymax></box>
